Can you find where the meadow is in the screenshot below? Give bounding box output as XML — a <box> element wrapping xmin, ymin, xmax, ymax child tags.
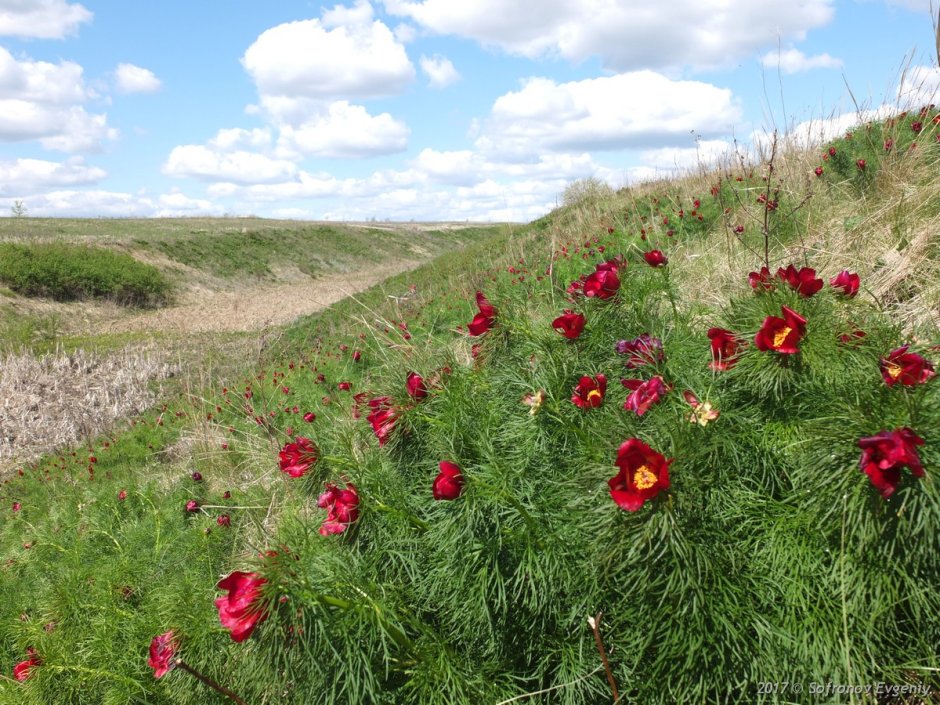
<box><xmin>1</xmin><ymin>108</ymin><xmax>938</xmax><ymax>704</ymax></box>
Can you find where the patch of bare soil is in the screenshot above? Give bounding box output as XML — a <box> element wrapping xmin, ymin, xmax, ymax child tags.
<box><xmin>107</xmin><ymin>260</ymin><xmax>419</xmax><ymax>334</ymax></box>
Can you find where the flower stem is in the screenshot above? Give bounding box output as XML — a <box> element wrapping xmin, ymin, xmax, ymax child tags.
<box><xmin>174</xmin><ymin>659</ymin><xmax>249</xmax><ymax>705</ymax></box>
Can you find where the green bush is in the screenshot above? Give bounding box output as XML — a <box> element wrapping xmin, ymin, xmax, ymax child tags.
<box><xmin>0</xmin><ymin>243</ymin><xmax>171</xmax><ymax>306</ymax></box>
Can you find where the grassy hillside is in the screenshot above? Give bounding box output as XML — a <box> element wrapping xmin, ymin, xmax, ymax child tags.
<box><xmin>1</xmin><ymin>110</ymin><xmax>938</xmax><ymax>704</ymax></box>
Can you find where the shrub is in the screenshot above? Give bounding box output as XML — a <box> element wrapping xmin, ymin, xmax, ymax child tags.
<box><xmin>0</xmin><ymin>243</ymin><xmax>171</xmax><ymax>306</ymax></box>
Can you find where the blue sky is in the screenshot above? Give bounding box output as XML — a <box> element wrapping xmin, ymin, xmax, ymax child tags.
<box><xmin>0</xmin><ymin>0</ymin><xmax>937</xmax><ymax>221</ymax></box>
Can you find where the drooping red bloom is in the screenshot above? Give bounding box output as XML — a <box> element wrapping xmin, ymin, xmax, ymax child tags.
<box><xmin>278</xmin><ymin>436</ymin><xmax>319</xmax><ymax>478</ymax></box>
<box><xmin>13</xmin><ymin>648</ymin><xmax>40</xmax><ymax>681</ymax></box>
<box><xmin>707</xmin><ymin>328</ymin><xmax>742</xmax><ymax>371</ymax></box>
<box><xmin>616</xmin><ymin>334</ymin><xmax>664</xmax><ymax>368</ymax></box>
<box><xmin>776</xmin><ymin>264</ymin><xmax>824</xmax><ymax>297</ymax></box>
<box><xmin>879</xmin><ymin>346</ymin><xmax>936</xmax><ymax>387</ymax></box>
<box><xmin>830</xmin><ymin>270</ymin><xmax>860</xmax><ymax>297</ymax></box>
<box><xmin>814</xmin><ymin>166</ymin><xmax>824</xmax><ymax>177</ymax></box>
<box><xmin>856</xmin><ymin>158</ymin><xmax>866</xmax><ymax>170</ymax></box>
<box><xmin>317</xmin><ymin>482</ymin><xmax>360</xmax><ymax>535</ymax></box>
<box><xmin>552</xmin><ymin>310</ymin><xmax>586</xmax><ymax>339</ymax></box>
<box><xmin>748</xmin><ymin>266</ymin><xmax>775</xmax><ymax>291</ymax></box>
<box><xmin>582</xmin><ymin>260</ymin><xmax>621</xmax><ymax>299</ymax></box>
<box><xmin>148</xmin><ymin>631</ymin><xmax>177</xmax><ymax>679</ymax></box>
<box><xmin>643</xmin><ymin>250</ymin><xmax>668</xmax><ymax>267</ymax></box>
<box><xmin>214</xmin><ymin>571</ymin><xmax>269</xmax><ymax>642</ymax></box>
<box><xmin>406</xmin><ymin>372</ymin><xmax>428</xmax><ymax>400</ymax></box>
<box><xmin>857</xmin><ymin>428</ymin><xmax>925</xmax><ymax>498</ymax></box>
<box><xmin>217</xmin><ymin>514</ymin><xmax>231</xmax><ymax>527</ymax></box>
<box><xmin>366</xmin><ymin>397</ymin><xmax>397</xmax><ymax>446</ymax></box>
<box><xmin>621</xmin><ymin>376</ymin><xmax>668</xmax><ymax>416</ymax></box>
<box><xmin>754</xmin><ymin>306</ymin><xmax>807</xmax><ymax>354</ymax></box>
<box><xmin>337</xmin><ymin>381</ymin><xmax>352</xmax><ymax>391</ymax></box>
<box><xmin>608</xmin><ymin>438</ymin><xmax>672</xmax><ymax>512</ymax></box>
<box><xmin>571</xmin><ymin>374</ymin><xmax>607</xmax><ymax>408</ymax></box>
<box><xmin>467</xmin><ymin>291</ymin><xmax>497</xmax><ymax>336</ymax></box>
<box><xmin>303</xmin><ymin>411</ymin><xmax>316</xmax><ymax>422</ymax></box>
<box><xmin>433</xmin><ymin>461</ymin><xmax>464</xmax><ymax>500</ymax></box>
<box><xmin>185</xmin><ymin>499</ymin><xmax>199</xmax><ymax>513</ymax></box>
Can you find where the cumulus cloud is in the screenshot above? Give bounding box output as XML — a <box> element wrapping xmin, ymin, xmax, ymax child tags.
<box><xmin>277</xmin><ymin>101</ymin><xmax>409</xmax><ymax>158</ymax></box>
<box><xmin>0</xmin><ymin>47</ymin><xmax>115</xmax><ymax>152</ymax></box>
<box><xmin>760</xmin><ymin>48</ymin><xmax>842</xmax><ymax>74</ymax></box>
<box><xmin>380</xmin><ymin>0</ymin><xmax>834</xmax><ymax>71</ymax></box>
<box><xmin>897</xmin><ymin>64</ymin><xmax>940</xmax><ymax>107</ymax></box>
<box><xmin>114</xmin><ymin>63</ymin><xmax>162</xmax><ymax>94</ymax></box>
<box><xmin>420</xmin><ymin>54</ymin><xmax>460</xmax><ymax>88</ymax></box>
<box><xmin>156</xmin><ymin>191</ymin><xmax>220</xmax><ymax>216</ymax></box>
<box><xmin>162</xmin><ymin>143</ymin><xmax>298</xmax><ymax>184</ymax></box>
<box><xmin>0</xmin><ymin>0</ymin><xmax>92</xmax><ymax>39</ymax></box>
<box><xmin>0</xmin><ymin>156</ymin><xmax>106</xmax><ymax>196</ymax></box>
<box><xmin>241</xmin><ymin>7</ymin><xmax>414</xmax><ymax>106</ymax></box>
<box><xmin>475</xmin><ymin>71</ymin><xmax>741</xmax><ymax>159</ymax></box>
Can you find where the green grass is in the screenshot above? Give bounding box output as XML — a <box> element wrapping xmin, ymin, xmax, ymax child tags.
<box><xmin>0</xmin><ymin>243</ymin><xmax>171</xmax><ymax>306</ymax></box>
<box><xmin>1</xmin><ymin>109</ymin><xmax>939</xmax><ymax>704</ymax></box>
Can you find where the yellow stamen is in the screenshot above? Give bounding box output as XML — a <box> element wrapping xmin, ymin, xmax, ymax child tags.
<box><xmin>772</xmin><ymin>326</ymin><xmax>792</xmax><ymax>348</ymax></box>
<box><xmin>586</xmin><ymin>389</ymin><xmax>602</xmax><ymax>403</ymax></box>
<box><xmin>885</xmin><ymin>362</ymin><xmax>902</xmax><ymax>379</ymax></box>
<box><xmin>633</xmin><ymin>464</ymin><xmax>657</xmax><ymax>490</ymax></box>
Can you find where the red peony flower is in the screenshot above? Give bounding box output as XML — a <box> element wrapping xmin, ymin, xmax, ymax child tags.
<box><xmin>317</xmin><ymin>482</ymin><xmax>360</xmax><ymax>536</ymax></box>
<box><xmin>707</xmin><ymin>328</ymin><xmax>742</xmax><ymax>371</ymax></box>
<box><xmin>776</xmin><ymin>264</ymin><xmax>824</xmax><ymax>297</ymax></box>
<box><xmin>148</xmin><ymin>631</ymin><xmax>177</xmax><ymax>679</ymax></box>
<box><xmin>337</xmin><ymin>381</ymin><xmax>352</xmax><ymax>391</ymax></box>
<box><xmin>406</xmin><ymin>372</ymin><xmax>428</xmax><ymax>400</ymax></box>
<box><xmin>754</xmin><ymin>306</ymin><xmax>807</xmax><ymax>354</ymax></box>
<box><xmin>879</xmin><ymin>346</ymin><xmax>936</xmax><ymax>386</ymax></box>
<box><xmin>366</xmin><ymin>397</ymin><xmax>398</xmax><ymax>446</ymax></box>
<box><xmin>582</xmin><ymin>260</ymin><xmax>621</xmax><ymax>299</ymax></box>
<box><xmin>13</xmin><ymin>648</ymin><xmax>40</xmax><ymax>681</ymax></box>
<box><xmin>748</xmin><ymin>266</ymin><xmax>775</xmax><ymax>291</ymax></box>
<box><xmin>303</xmin><ymin>412</ymin><xmax>316</xmax><ymax>422</ymax></box>
<box><xmin>467</xmin><ymin>291</ymin><xmax>497</xmax><ymax>336</ymax></box>
<box><xmin>552</xmin><ymin>310</ymin><xmax>586</xmax><ymax>339</ymax></box>
<box><xmin>12</xmin><ymin>501</ymin><xmax>21</xmax><ymax>511</ymax></box>
<box><xmin>185</xmin><ymin>500</ymin><xmax>200</xmax><ymax>513</ymax></box>
<box><xmin>278</xmin><ymin>436</ymin><xmax>319</xmax><ymax>478</ymax></box>
<box><xmin>433</xmin><ymin>461</ymin><xmax>464</xmax><ymax>500</ymax></box>
<box><xmin>830</xmin><ymin>270</ymin><xmax>860</xmax><ymax>297</ymax></box>
<box><xmin>643</xmin><ymin>250</ymin><xmax>668</xmax><ymax>267</ymax></box>
<box><xmin>814</xmin><ymin>166</ymin><xmax>824</xmax><ymax>177</ymax></box>
<box><xmin>858</xmin><ymin>428</ymin><xmax>925</xmax><ymax>498</ymax></box>
<box><xmin>616</xmin><ymin>334</ymin><xmax>664</xmax><ymax>368</ymax></box>
<box><xmin>572</xmin><ymin>374</ymin><xmax>607</xmax><ymax>408</ymax></box>
<box><xmin>215</xmin><ymin>571</ymin><xmax>269</xmax><ymax>642</ymax></box>
<box><xmin>117</xmin><ymin>490</ymin><xmax>127</xmax><ymax>501</ymax></box>
<box><xmin>217</xmin><ymin>514</ymin><xmax>231</xmax><ymax>527</ymax></box>
<box><xmin>856</xmin><ymin>158</ymin><xmax>866</xmax><ymax>170</ymax></box>
<box><xmin>608</xmin><ymin>438</ymin><xmax>672</xmax><ymax>511</ymax></box>
<box><xmin>621</xmin><ymin>376</ymin><xmax>668</xmax><ymax>416</ymax></box>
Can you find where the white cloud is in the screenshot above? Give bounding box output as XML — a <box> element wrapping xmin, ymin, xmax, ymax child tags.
<box><xmin>883</xmin><ymin>0</ymin><xmax>934</xmax><ymax>12</ymax></box>
<box><xmin>0</xmin><ymin>47</ymin><xmax>114</xmax><ymax>152</ymax></box>
<box><xmin>241</xmin><ymin>10</ymin><xmax>414</xmax><ymax>105</ymax></box>
<box><xmin>207</xmin><ymin>127</ymin><xmax>272</xmax><ymax>151</ymax></box>
<box><xmin>897</xmin><ymin>64</ymin><xmax>940</xmax><ymax>107</ymax></box>
<box><xmin>156</xmin><ymin>191</ymin><xmax>220</xmax><ymax>216</ymax></box>
<box><xmin>276</xmin><ymin>101</ymin><xmax>409</xmax><ymax>158</ymax></box>
<box><xmin>114</xmin><ymin>63</ymin><xmax>162</xmax><ymax>94</ymax></box>
<box><xmin>475</xmin><ymin>71</ymin><xmax>741</xmax><ymax>159</ymax></box>
<box><xmin>760</xmin><ymin>48</ymin><xmax>842</xmax><ymax>74</ymax></box>
<box><xmin>0</xmin><ymin>0</ymin><xmax>92</xmax><ymax>39</ymax></box>
<box><xmin>380</xmin><ymin>0</ymin><xmax>834</xmax><ymax>71</ymax></box>
<box><xmin>23</xmin><ymin>190</ymin><xmax>156</xmax><ymax>217</ymax></box>
<box><xmin>0</xmin><ymin>156</ymin><xmax>105</xmax><ymax>196</ymax></box>
<box><xmin>163</xmin><ymin>144</ymin><xmax>298</xmax><ymax>184</ymax></box>
<box><xmin>640</xmin><ymin>139</ymin><xmax>736</xmax><ymax>171</ymax></box>
<box><xmin>420</xmin><ymin>54</ymin><xmax>460</xmax><ymax>88</ymax></box>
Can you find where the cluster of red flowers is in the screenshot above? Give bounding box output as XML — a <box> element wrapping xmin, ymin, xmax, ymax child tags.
<box><xmin>318</xmin><ymin>483</ymin><xmax>360</xmax><ymax>536</ymax></box>
<box><xmin>278</xmin><ymin>436</ymin><xmax>319</xmax><ymax>478</ymax></box>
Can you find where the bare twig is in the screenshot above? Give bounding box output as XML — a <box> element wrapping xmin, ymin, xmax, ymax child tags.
<box><xmin>174</xmin><ymin>659</ymin><xmax>249</xmax><ymax>705</ymax></box>
<box><xmin>588</xmin><ymin>612</ymin><xmax>620</xmax><ymax>704</ymax></box>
